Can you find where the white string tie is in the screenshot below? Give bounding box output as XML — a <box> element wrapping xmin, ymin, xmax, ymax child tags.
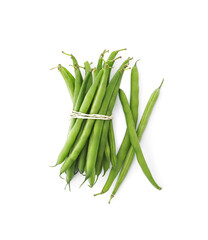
<box><xmin>70</xmin><ymin>110</ymin><xmax>113</xmax><ymax>120</ymax></box>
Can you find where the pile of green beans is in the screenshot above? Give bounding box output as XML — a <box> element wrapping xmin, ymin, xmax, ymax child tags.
<box><xmin>51</xmin><ymin>49</ymin><xmax>163</xmax><ymax>203</ymax></box>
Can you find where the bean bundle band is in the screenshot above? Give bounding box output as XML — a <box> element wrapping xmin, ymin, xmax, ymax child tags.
<box><xmin>51</xmin><ymin>49</ymin><xmax>163</xmax><ymax>203</ymax></box>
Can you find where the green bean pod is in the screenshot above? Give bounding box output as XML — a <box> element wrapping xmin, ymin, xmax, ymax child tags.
<box><xmin>130</xmin><ymin>60</ymin><xmax>139</xmax><ymax>122</ymax></box>
<box><xmin>108</xmin><ymin>121</ymin><xmax>117</xmax><ymax>169</ymax></box>
<box><xmin>65</xmin><ymin>161</ymin><xmax>76</xmax><ymax>191</ymax></box>
<box><xmin>94</xmin><ymin>49</ymin><xmax>108</xmax><ymax>79</ymax></box>
<box><xmin>56</xmin><ymin>69</ymin><xmax>104</xmax><ymax>165</ymax></box>
<box><xmin>104</xmin><ymin>140</ymin><xmax>111</xmax><ymax>164</ymax></box>
<box><xmin>118</xmin><ymin>89</ymin><xmax>161</xmax><ymax>190</ymax></box>
<box><xmin>88</xmin><ymin>168</ymin><xmax>96</xmax><ymax>187</ymax></box>
<box><xmin>84</xmin><ymin>61</ymin><xmax>92</xmax><ymax>91</ymax></box>
<box><xmin>102</xmin><ymin>155</ymin><xmax>110</xmax><ymax>177</ymax></box>
<box><xmin>109</xmin><ymin>80</ymin><xmax>164</xmax><ymax>201</ymax></box>
<box><xmin>78</xmin><ymin>140</ymin><xmax>88</xmax><ymax>174</ymax></box>
<box><xmin>68</xmin><ymin>54</ymin><xmax>83</xmax><ymax>105</ymax></box>
<box><xmin>57</xmin><ymin>64</ymin><xmax>75</xmax><ymax>101</ymax></box>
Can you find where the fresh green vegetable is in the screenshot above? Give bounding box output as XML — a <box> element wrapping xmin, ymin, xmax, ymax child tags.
<box><xmin>51</xmin><ymin>49</ymin><xmax>163</xmax><ymax>202</ymax></box>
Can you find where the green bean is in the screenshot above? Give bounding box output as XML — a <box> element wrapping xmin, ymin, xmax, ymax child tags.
<box><xmin>57</xmin><ymin>64</ymin><xmax>75</xmax><ymax>101</ymax></box>
<box><xmin>78</xmin><ymin>140</ymin><xmax>88</xmax><ymax>174</ymax></box>
<box><xmin>62</xmin><ymin>52</ymin><xmax>83</xmax><ymax>104</ymax></box>
<box><xmin>109</xmin><ymin>80</ymin><xmax>164</xmax><ymax>201</ymax></box>
<box><xmin>84</xmin><ymin>58</ymin><xmax>131</xmax><ymax>179</ymax></box>
<box><xmin>66</xmin><ymin>161</ymin><xmax>76</xmax><ymax>191</ymax></box>
<box><xmin>56</xmin><ymin>69</ymin><xmax>104</xmax><ymax>165</ymax></box>
<box><xmin>60</xmin><ymin>59</ymin><xmax>130</xmax><ymax>175</ymax></box>
<box><xmin>84</xmin><ymin>61</ymin><xmax>92</xmax><ymax>92</ymax></box>
<box><xmin>104</xmin><ymin>140</ymin><xmax>111</xmax><ymax>164</ymax></box>
<box><xmin>130</xmin><ymin>60</ymin><xmax>139</xmax><ymax>122</ymax></box>
<box><xmin>102</xmin><ymin>155</ymin><xmax>110</xmax><ymax>177</ymax></box>
<box><xmin>94</xmin><ymin>49</ymin><xmax>108</xmax><ymax>79</ymax></box>
<box><xmin>88</xmin><ymin>168</ymin><xmax>96</xmax><ymax>187</ymax></box>
<box><xmin>108</xmin><ymin>121</ymin><xmax>117</xmax><ymax>169</ymax></box>
<box><xmin>118</xmin><ymin>89</ymin><xmax>161</xmax><ymax>190</ymax></box>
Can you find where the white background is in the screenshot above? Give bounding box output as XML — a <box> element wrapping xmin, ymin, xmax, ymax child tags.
<box><xmin>0</xmin><ymin>0</ymin><xmax>208</xmax><ymax>239</ymax></box>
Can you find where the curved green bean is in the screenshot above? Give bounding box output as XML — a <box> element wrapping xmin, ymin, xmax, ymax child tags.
<box><xmin>109</xmin><ymin>80</ymin><xmax>164</xmax><ymax>201</ymax></box>
<box><xmin>118</xmin><ymin>89</ymin><xmax>161</xmax><ymax>190</ymax></box>
<box><xmin>57</xmin><ymin>64</ymin><xmax>75</xmax><ymax>101</ymax></box>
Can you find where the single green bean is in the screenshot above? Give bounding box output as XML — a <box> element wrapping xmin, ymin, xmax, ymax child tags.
<box><xmin>130</xmin><ymin>60</ymin><xmax>139</xmax><ymax>122</ymax></box>
<box><xmin>94</xmin><ymin>49</ymin><xmax>108</xmax><ymax>79</ymax></box>
<box><xmin>108</xmin><ymin>121</ymin><xmax>117</xmax><ymax>169</ymax></box>
<box><xmin>65</xmin><ymin>161</ymin><xmax>76</xmax><ymax>191</ymax></box>
<box><xmin>109</xmin><ymin>80</ymin><xmax>164</xmax><ymax>201</ymax></box>
<box><xmin>62</xmin><ymin>53</ymin><xmax>83</xmax><ymax>104</ymax></box>
<box><xmin>57</xmin><ymin>64</ymin><xmax>75</xmax><ymax>101</ymax></box>
<box><xmin>118</xmin><ymin>89</ymin><xmax>161</xmax><ymax>190</ymax></box>
<box><xmin>56</xmin><ymin>69</ymin><xmax>104</xmax><ymax>165</ymax></box>
<box><xmin>104</xmin><ymin>140</ymin><xmax>111</xmax><ymax>164</ymax></box>
<box><xmin>84</xmin><ymin>61</ymin><xmax>92</xmax><ymax>92</ymax></box>
<box><xmin>88</xmin><ymin>168</ymin><xmax>96</xmax><ymax>187</ymax></box>
<box><xmin>78</xmin><ymin>140</ymin><xmax>88</xmax><ymax>174</ymax></box>
<box><xmin>103</xmin><ymin>155</ymin><xmax>110</xmax><ymax>177</ymax></box>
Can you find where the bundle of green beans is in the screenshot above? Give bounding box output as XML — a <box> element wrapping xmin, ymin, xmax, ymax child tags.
<box><xmin>51</xmin><ymin>49</ymin><xmax>163</xmax><ymax>203</ymax></box>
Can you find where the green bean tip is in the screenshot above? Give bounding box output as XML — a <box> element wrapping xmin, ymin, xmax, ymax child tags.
<box><xmin>79</xmin><ymin>177</ymin><xmax>88</xmax><ymax>188</ymax></box>
<box><xmin>94</xmin><ymin>191</ymin><xmax>103</xmax><ymax>197</ymax></box>
<box><xmin>49</xmin><ymin>163</ymin><xmax>58</xmax><ymax>167</ymax></box>
<box><xmin>159</xmin><ymin>79</ymin><xmax>164</xmax><ymax>89</ymax></box>
<box><xmin>49</xmin><ymin>66</ymin><xmax>58</xmax><ymax>70</ymax></box>
<box><xmin>108</xmin><ymin>194</ymin><xmax>114</xmax><ymax>204</ymax></box>
<box><xmin>116</xmin><ymin>48</ymin><xmax>127</xmax><ymax>53</ymax></box>
<box><xmin>62</xmin><ymin>51</ymin><xmax>72</xmax><ymax>57</ymax></box>
<box><xmin>135</xmin><ymin>59</ymin><xmax>140</xmax><ymax>65</ymax></box>
<box><xmin>59</xmin><ymin>173</ymin><xmax>65</xmax><ymax>180</ymax></box>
